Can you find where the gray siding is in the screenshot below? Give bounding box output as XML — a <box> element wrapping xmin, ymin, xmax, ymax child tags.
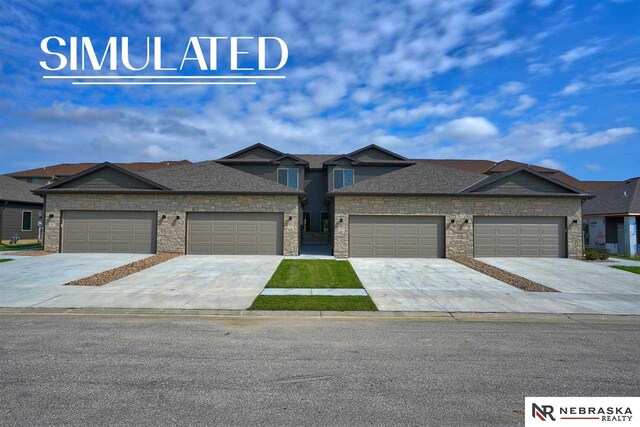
<box><xmin>232</xmin><ymin>146</ymin><xmax>281</xmax><ymax>160</ymax></box>
<box><xmin>303</xmin><ymin>170</ymin><xmax>328</xmax><ymax>232</ymax></box>
<box><xmin>225</xmin><ymin>162</ymin><xmax>305</xmax><ymax>190</ymax></box>
<box><xmin>61</xmin><ymin>168</ymin><xmax>159</xmax><ymax>190</ymax></box>
<box><xmin>351</xmin><ymin>147</ymin><xmax>404</xmax><ymax>162</ymax></box>
<box><xmin>473</xmin><ymin>171</ymin><xmax>572</xmax><ymax>195</ymax></box>
<box><xmin>0</xmin><ymin>203</ymin><xmax>42</xmax><ymax>240</ymax></box>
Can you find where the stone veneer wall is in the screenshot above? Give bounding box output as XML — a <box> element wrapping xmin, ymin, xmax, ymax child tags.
<box><xmin>44</xmin><ymin>193</ymin><xmax>300</xmax><ymax>255</ymax></box>
<box><xmin>333</xmin><ymin>196</ymin><xmax>582</xmax><ymax>258</ymax></box>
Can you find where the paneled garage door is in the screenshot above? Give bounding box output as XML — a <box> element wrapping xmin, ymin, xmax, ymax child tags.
<box><xmin>349</xmin><ymin>216</ymin><xmax>444</xmax><ymax>258</ymax></box>
<box><xmin>474</xmin><ymin>216</ymin><xmax>565</xmax><ymax>257</ymax></box>
<box><xmin>187</xmin><ymin>212</ymin><xmax>283</xmax><ymax>255</ymax></box>
<box><xmin>62</xmin><ymin>211</ymin><xmax>156</xmax><ymax>253</ymax></box>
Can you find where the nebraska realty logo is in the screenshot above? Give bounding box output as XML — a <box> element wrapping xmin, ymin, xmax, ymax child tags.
<box><xmin>525</xmin><ymin>397</ymin><xmax>638</xmax><ymax>426</ymax></box>
<box><xmin>39</xmin><ymin>36</ymin><xmax>288</xmax><ymax>86</ymax></box>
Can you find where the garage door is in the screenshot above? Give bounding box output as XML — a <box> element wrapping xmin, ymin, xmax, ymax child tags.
<box><xmin>187</xmin><ymin>212</ymin><xmax>283</xmax><ymax>255</ymax></box>
<box><xmin>62</xmin><ymin>211</ymin><xmax>156</xmax><ymax>253</ymax></box>
<box><xmin>349</xmin><ymin>216</ymin><xmax>444</xmax><ymax>258</ymax></box>
<box><xmin>474</xmin><ymin>217</ymin><xmax>565</xmax><ymax>257</ymax></box>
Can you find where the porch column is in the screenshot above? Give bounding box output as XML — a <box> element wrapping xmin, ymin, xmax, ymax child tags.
<box><xmin>622</xmin><ymin>216</ymin><xmax>638</xmax><ymax>257</ymax></box>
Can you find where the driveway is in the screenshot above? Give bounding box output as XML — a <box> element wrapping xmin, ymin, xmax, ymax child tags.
<box><xmin>479</xmin><ymin>258</ymin><xmax>640</xmax><ymax>294</ymax></box>
<box><xmin>23</xmin><ymin>255</ymin><xmax>282</xmax><ymax>310</ymax></box>
<box><xmin>350</xmin><ymin>258</ymin><xmax>524</xmax><ymax>312</ymax></box>
<box><xmin>0</xmin><ymin>254</ymin><xmax>148</xmax><ymax>307</ymax></box>
<box><xmin>351</xmin><ymin>258</ymin><xmax>640</xmax><ymax>315</ymax></box>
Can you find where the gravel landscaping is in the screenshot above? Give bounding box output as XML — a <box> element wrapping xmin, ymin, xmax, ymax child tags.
<box><xmin>451</xmin><ymin>257</ymin><xmax>558</xmax><ymax>292</ymax></box>
<box><xmin>3</xmin><ymin>250</ymin><xmax>53</xmax><ymax>256</ymax></box>
<box><xmin>65</xmin><ymin>253</ymin><xmax>181</xmax><ymax>286</ymax></box>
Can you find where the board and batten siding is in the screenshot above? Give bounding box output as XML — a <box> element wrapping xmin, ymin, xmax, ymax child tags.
<box><xmin>0</xmin><ymin>203</ymin><xmax>42</xmax><ymax>241</ymax></box>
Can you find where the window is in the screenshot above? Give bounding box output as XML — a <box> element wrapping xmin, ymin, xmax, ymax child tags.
<box><xmin>21</xmin><ymin>211</ymin><xmax>32</xmax><ymax>231</ymax></box>
<box><xmin>26</xmin><ymin>178</ymin><xmax>40</xmax><ymax>184</ymax></box>
<box><xmin>321</xmin><ymin>212</ymin><xmax>329</xmax><ymax>233</ymax></box>
<box><xmin>303</xmin><ymin>212</ymin><xmax>311</xmax><ymax>232</ymax></box>
<box><xmin>333</xmin><ymin>169</ymin><xmax>354</xmax><ymax>189</ymax></box>
<box><xmin>277</xmin><ymin>168</ymin><xmax>299</xmax><ymax>189</ymax></box>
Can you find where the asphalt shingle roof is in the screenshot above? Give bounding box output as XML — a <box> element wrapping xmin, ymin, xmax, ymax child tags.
<box><xmin>8</xmin><ymin>161</ymin><xmax>191</xmax><ymax>178</ymax></box>
<box><xmin>0</xmin><ymin>175</ymin><xmax>42</xmax><ymax>204</ymax></box>
<box><xmin>329</xmin><ymin>162</ymin><xmax>485</xmax><ymax>195</ymax></box>
<box><xmin>582</xmin><ymin>178</ymin><xmax>640</xmax><ymax>215</ymax></box>
<box><xmin>140</xmin><ymin>161</ymin><xmax>303</xmax><ymax>195</ymax></box>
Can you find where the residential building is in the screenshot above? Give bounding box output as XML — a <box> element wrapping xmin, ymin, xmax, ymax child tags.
<box><xmin>582</xmin><ymin>177</ymin><xmax>639</xmax><ymax>256</ymax></box>
<box><xmin>34</xmin><ymin>143</ymin><xmax>590</xmax><ymax>258</ymax></box>
<box><xmin>0</xmin><ymin>175</ymin><xmax>44</xmax><ymax>242</ymax></box>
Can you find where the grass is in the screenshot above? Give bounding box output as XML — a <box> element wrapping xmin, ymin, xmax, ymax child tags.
<box><xmin>249</xmin><ymin>295</ymin><xmax>377</xmax><ymax>311</ymax></box>
<box><xmin>612</xmin><ymin>265</ymin><xmax>640</xmax><ymax>275</ymax></box>
<box><xmin>611</xmin><ymin>255</ymin><xmax>640</xmax><ymax>261</ymax></box>
<box><xmin>0</xmin><ymin>242</ymin><xmax>43</xmax><ymax>251</ymax></box>
<box><xmin>266</xmin><ymin>260</ymin><xmax>363</xmax><ymax>288</ymax></box>
<box><xmin>0</xmin><ymin>259</ymin><xmax>13</xmax><ymax>263</ymax></box>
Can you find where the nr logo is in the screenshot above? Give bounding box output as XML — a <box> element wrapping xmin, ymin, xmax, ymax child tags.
<box><xmin>533</xmin><ymin>403</ymin><xmax>556</xmax><ymax>421</ymax></box>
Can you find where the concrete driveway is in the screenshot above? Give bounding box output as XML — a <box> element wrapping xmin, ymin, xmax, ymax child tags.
<box><xmin>22</xmin><ymin>255</ymin><xmax>282</xmax><ymax>310</ymax></box>
<box><xmin>350</xmin><ymin>258</ymin><xmax>524</xmax><ymax>312</ymax></box>
<box><xmin>479</xmin><ymin>258</ymin><xmax>640</xmax><ymax>294</ymax></box>
<box><xmin>351</xmin><ymin>258</ymin><xmax>640</xmax><ymax>315</ymax></box>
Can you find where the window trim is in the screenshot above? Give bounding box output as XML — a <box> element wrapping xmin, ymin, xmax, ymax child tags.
<box><xmin>21</xmin><ymin>210</ymin><xmax>33</xmax><ymax>232</ymax></box>
<box><xmin>333</xmin><ymin>168</ymin><xmax>355</xmax><ymax>190</ymax></box>
<box><xmin>277</xmin><ymin>167</ymin><xmax>299</xmax><ymax>190</ymax></box>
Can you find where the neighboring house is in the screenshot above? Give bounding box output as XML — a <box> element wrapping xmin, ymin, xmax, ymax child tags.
<box><xmin>34</xmin><ymin>143</ymin><xmax>590</xmax><ymax>258</ymax></box>
<box><xmin>0</xmin><ymin>175</ymin><xmax>44</xmax><ymax>242</ymax></box>
<box><xmin>8</xmin><ymin>161</ymin><xmax>191</xmax><ymax>185</ymax></box>
<box><xmin>582</xmin><ymin>177</ymin><xmax>639</xmax><ymax>256</ymax></box>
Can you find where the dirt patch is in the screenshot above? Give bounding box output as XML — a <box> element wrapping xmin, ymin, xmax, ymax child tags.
<box><xmin>65</xmin><ymin>253</ymin><xmax>181</xmax><ymax>286</ymax></box>
<box><xmin>3</xmin><ymin>250</ymin><xmax>53</xmax><ymax>256</ymax></box>
<box><xmin>451</xmin><ymin>257</ymin><xmax>559</xmax><ymax>293</ymax></box>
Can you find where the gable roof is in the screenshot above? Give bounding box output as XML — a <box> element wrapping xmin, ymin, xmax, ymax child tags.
<box><xmin>346</xmin><ymin>144</ymin><xmax>409</xmax><ymax>161</ymax></box>
<box><xmin>295</xmin><ymin>154</ymin><xmax>338</xmax><ymax>169</ymax></box>
<box><xmin>329</xmin><ymin>164</ymin><xmax>589</xmax><ymax>197</ymax></box>
<box><xmin>582</xmin><ymin>177</ymin><xmax>640</xmax><ymax>215</ymax></box>
<box><xmin>37</xmin><ymin>162</ymin><xmax>171</xmax><ymax>192</ymax></box>
<box><xmin>8</xmin><ymin>161</ymin><xmax>191</xmax><ymax>179</ymax></box>
<box><xmin>219</xmin><ymin>143</ymin><xmax>285</xmax><ymax>160</ymax></box>
<box><xmin>461</xmin><ymin>167</ymin><xmax>588</xmax><ymax>195</ymax></box>
<box><xmin>273</xmin><ymin>154</ymin><xmax>309</xmax><ymax>165</ymax></box>
<box><xmin>35</xmin><ymin>161</ymin><xmax>304</xmax><ymax>196</ymax></box>
<box><xmin>483</xmin><ymin>160</ymin><xmax>558</xmax><ymax>174</ymax></box>
<box><xmin>329</xmin><ymin>162</ymin><xmax>486</xmax><ymax>196</ymax></box>
<box><xmin>0</xmin><ymin>175</ymin><xmax>42</xmax><ymax>204</ymax></box>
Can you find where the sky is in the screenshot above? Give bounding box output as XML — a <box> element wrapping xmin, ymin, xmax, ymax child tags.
<box><xmin>0</xmin><ymin>0</ymin><xmax>639</xmax><ymax>180</ymax></box>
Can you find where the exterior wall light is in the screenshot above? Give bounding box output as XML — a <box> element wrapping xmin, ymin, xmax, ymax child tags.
<box><xmin>572</xmin><ymin>219</ymin><xmax>578</xmax><ymax>223</ymax></box>
<box><xmin>464</xmin><ymin>219</ymin><xmax>469</xmax><ymax>224</ymax></box>
<box><xmin>48</xmin><ymin>213</ymin><xmax>54</xmax><ymax>218</ymax></box>
<box><xmin>450</xmin><ymin>218</ymin><xmax>455</xmax><ymax>223</ymax></box>
<box><xmin>176</xmin><ymin>215</ymin><xmax>181</xmax><ymax>220</ymax></box>
<box><xmin>288</xmin><ymin>216</ymin><xmax>292</xmax><ymax>220</ymax></box>
<box><xmin>339</xmin><ymin>218</ymin><xmax>343</xmax><ymax>223</ymax></box>
<box><xmin>161</xmin><ymin>214</ymin><xmax>167</xmax><ymax>219</ymax></box>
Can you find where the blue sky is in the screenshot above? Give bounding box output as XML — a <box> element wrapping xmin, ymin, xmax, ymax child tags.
<box><xmin>0</xmin><ymin>0</ymin><xmax>638</xmax><ymax>180</ymax></box>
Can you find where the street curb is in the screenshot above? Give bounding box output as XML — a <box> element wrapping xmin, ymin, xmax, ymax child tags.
<box><xmin>0</xmin><ymin>307</ymin><xmax>639</xmax><ymax>324</ymax></box>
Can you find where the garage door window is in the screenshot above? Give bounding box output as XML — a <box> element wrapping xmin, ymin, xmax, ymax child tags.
<box><xmin>21</xmin><ymin>211</ymin><xmax>32</xmax><ymax>231</ymax></box>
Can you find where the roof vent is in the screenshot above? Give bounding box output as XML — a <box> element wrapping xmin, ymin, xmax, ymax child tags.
<box><xmin>623</xmin><ymin>191</ymin><xmax>628</xmax><ymax>197</ymax></box>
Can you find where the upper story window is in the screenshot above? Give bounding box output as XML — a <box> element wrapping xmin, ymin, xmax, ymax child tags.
<box><xmin>26</xmin><ymin>178</ymin><xmax>40</xmax><ymax>184</ymax></box>
<box><xmin>333</xmin><ymin>169</ymin><xmax>354</xmax><ymax>189</ymax></box>
<box><xmin>277</xmin><ymin>168</ymin><xmax>299</xmax><ymax>189</ymax></box>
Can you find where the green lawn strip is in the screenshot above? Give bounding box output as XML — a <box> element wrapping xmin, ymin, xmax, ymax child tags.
<box><xmin>0</xmin><ymin>259</ymin><xmax>13</xmax><ymax>263</ymax></box>
<box><xmin>611</xmin><ymin>255</ymin><xmax>640</xmax><ymax>262</ymax></box>
<box><xmin>612</xmin><ymin>265</ymin><xmax>640</xmax><ymax>275</ymax></box>
<box><xmin>0</xmin><ymin>243</ymin><xmax>43</xmax><ymax>251</ymax></box>
<box><xmin>266</xmin><ymin>260</ymin><xmax>363</xmax><ymax>289</ymax></box>
<box><xmin>249</xmin><ymin>295</ymin><xmax>377</xmax><ymax>311</ymax></box>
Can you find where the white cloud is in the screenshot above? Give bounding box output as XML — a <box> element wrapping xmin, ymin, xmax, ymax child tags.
<box><xmin>538</xmin><ymin>158</ymin><xmax>563</xmax><ymax>169</ymax></box>
<box><xmin>435</xmin><ymin>117</ymin><xmax>500</xmax><ymax>141</ymax></box>
<box><xmin>507</xmin><ymin>94</ymin><xmax>536</xmax><ymax>115</ymax></box>
<box><xmin>499</xmin><ymin>81</ymin><xmax>526</xmax><ymax>95</ymax></box>
<box><xmin>571</xmin><ymin>127</ymin><xmax>638</xmax><ymax>149</ymax></box>
<box><xmin>559</xmin><ymin>44</ymin><xmax>602</xmax><ymax>65</ymax></box>
<box><xmin>558</xmin><ymin>82</ymin><xmax>586</xmax><ymax>96</ymax></box>
<box><xmin>386</xmin><ymin>102</ymin><xmax>461</xmax><ymax>123</ymax></box>
<box><xmin>584</xmin><ymin>163</ymin><xmax>603</xmax><ymax>171</ymax></box>
<box><xmin>531</xmin><ymin>0</ymin><xmax>555</xmax><ymax>7</ymax></box>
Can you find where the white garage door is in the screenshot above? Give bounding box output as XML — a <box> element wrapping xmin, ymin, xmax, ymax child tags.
<box><xmin>62</xmin><ymin>211</ymin><xmax>156</xmax><ymax>254</ymax></box>
<box><xmin>349</xmin><ymin>216</ymin><xmax>444</xmax><ymax>258</ymax></box>
<box><xmin>474</xmin><ymin>216</ymin><xmax>565</xmax><ymax>257</ymax></box>
<box><xmin>187</xmin><ymin>212</ymin><xmax>283</xmax><ymax>255</ymax></box>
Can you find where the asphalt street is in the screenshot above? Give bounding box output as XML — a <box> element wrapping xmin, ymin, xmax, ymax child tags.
<box><xmin>0</xmin><ymin>315</ymin><xmax>638</xmax><ymax>426</ymax></box>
